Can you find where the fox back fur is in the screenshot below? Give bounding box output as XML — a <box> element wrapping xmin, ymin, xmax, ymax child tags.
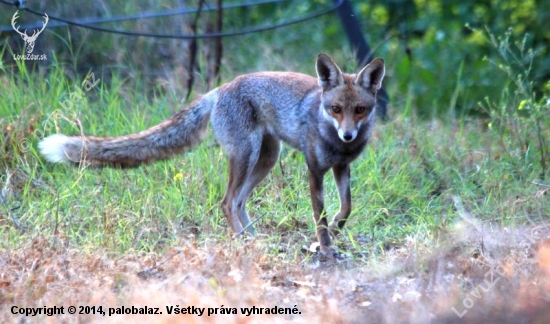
<box><xmin>39</xmin><ymin>54</ymin><xmax>385</xmax><ymax>256</ymax></box>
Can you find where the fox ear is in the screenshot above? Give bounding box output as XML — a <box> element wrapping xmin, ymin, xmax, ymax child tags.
<box><xmin>355</xmin><ymin>58</ymin><xmax>385</xmax><ymax>93</ymax></box>
<box><xmin>316</xmin><ymin>54</ymin><xmax>344</xmax><ymax>89</ymax></box>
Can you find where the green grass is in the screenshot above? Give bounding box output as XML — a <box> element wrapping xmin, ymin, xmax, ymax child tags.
<box><xmin>1</xmin><ymin>48</ymin><xmax>549</xmax><ymax>262</ymax></box>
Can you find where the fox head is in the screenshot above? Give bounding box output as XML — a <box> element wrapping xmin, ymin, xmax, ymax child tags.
<box><xmin>316</xmin><ymin>54</ymin><xmax>385</xmax><ymax>143</ymax></box>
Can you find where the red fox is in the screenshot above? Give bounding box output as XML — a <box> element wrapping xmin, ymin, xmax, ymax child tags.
<box><xmin>39</xmin><ymin>54</ymin><xmax>385</xmax><ymax>256</ymax></box>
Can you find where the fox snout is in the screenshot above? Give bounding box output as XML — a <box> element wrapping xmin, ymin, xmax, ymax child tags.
<box><xmin>339</xmin><ymin>128</ymin><xmax>358</xmax><ymax>143</ymax></box>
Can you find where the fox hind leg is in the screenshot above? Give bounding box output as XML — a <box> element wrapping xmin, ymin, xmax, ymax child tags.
<box><xmin>221</xmin><ymin>158</ymin><xmax>247</xmax><ymax>234</ymax></box>
<box><xmin>234</xmin><ymin>135</ymin><xmax>281</xmax><ymax>235</ymax></box>
<box><xmin>221</xmin><ymin>134</ymin><xmax>280</xmax><ymax>236</ymax></box>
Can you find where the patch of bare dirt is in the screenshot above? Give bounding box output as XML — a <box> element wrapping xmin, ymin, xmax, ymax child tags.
<box><xmin>1</xmin><ymin>223</ymin><xmax>550</xmax><ymax>323</ymax></box>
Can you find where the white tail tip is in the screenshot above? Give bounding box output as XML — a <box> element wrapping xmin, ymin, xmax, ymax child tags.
<box><xmin>38</xmin><ymin>134</ymin><xmax>71</xmax><ymax>163</ymax></box>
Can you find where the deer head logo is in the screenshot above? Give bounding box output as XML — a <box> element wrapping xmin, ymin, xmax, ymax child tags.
<box><xmin>11</xmin><ymin>11</ymin><xmax>49</xmax><ymax>54</ymax></box>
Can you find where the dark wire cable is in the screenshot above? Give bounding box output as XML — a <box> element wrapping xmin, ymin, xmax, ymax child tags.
<box><xmin>0</xmin><ymin>0</ymin><xmax>343</xmax><ymax>39</ymax></box>
<box><xmin>0</xmin><ymin>0</ymin><xmax>286</xmax><ymax>31</ymax></box>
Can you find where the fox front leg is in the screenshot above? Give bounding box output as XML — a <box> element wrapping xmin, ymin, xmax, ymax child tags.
<box><xmin>308</xmin><ymin>167</ymin><xmax>337</xmax><ymax>256</ymax></box>
<box><xmin>329</xmin><ymin>164</ymin><xmax>352</xmax><ymax>237</ymax></box>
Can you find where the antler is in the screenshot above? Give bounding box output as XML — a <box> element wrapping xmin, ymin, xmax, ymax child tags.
<box><xmin>27</xmin><ymin>13</ymin><xmax>49</xmax><ymax>41</ymax></box>
<box><xmin>32</xmin><ymin>13</ymin><xmax>49</xmax><ymax>39</ymax></box>
<box><xmin>11</xmin><ymin>11</ymin><xmax>27</xmax><ymax>38</ymax></box>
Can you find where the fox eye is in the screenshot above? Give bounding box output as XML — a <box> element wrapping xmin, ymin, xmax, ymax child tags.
<box><xmin>331</xmin><ymin>106</ymin><xmax>341</xmax><ymax>114</ymax></box>
<box><xmin>355</xmin><ymin>106</ymin><xmax>366</xmax><ymax>114</ymax></box>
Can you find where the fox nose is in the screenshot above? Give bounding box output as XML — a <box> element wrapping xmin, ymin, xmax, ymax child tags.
<box><xmin>338</xmin><ymin>129</ymin><xmax>357</xmax><ymax>143</ymax></box>
<box><xmin>343</xmin><ymin>132</ymin><xmax>353</xmax><ymax>141</ymax></box>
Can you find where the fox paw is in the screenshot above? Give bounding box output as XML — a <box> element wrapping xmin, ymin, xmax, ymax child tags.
<box><xmin>308</xmin><ymin>242</ymin><xmax>339</xmax><ymax>258</ymax></box>
<box><xmin>321</xmin><ymin>245</ymin><xmax>339</xmax><ymax>258</ymax></box>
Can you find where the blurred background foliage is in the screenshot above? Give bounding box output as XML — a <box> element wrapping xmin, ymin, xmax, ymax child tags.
<box><xmin>0</xmin><ymin>0</ymin><xmax>549</xmax><ymax>118</ymax></box>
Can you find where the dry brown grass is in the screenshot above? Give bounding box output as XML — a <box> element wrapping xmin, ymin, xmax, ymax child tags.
<box><xmin>2</xmin><ymin>222</ymin><xmax>550</xmax><ymax>323</ymax></box>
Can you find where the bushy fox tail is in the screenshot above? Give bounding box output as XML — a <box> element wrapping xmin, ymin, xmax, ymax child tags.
<box><xmin>39</xmin><ymin>89</ymin><xmax>218</xmax><ymax>168</ymax></box>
